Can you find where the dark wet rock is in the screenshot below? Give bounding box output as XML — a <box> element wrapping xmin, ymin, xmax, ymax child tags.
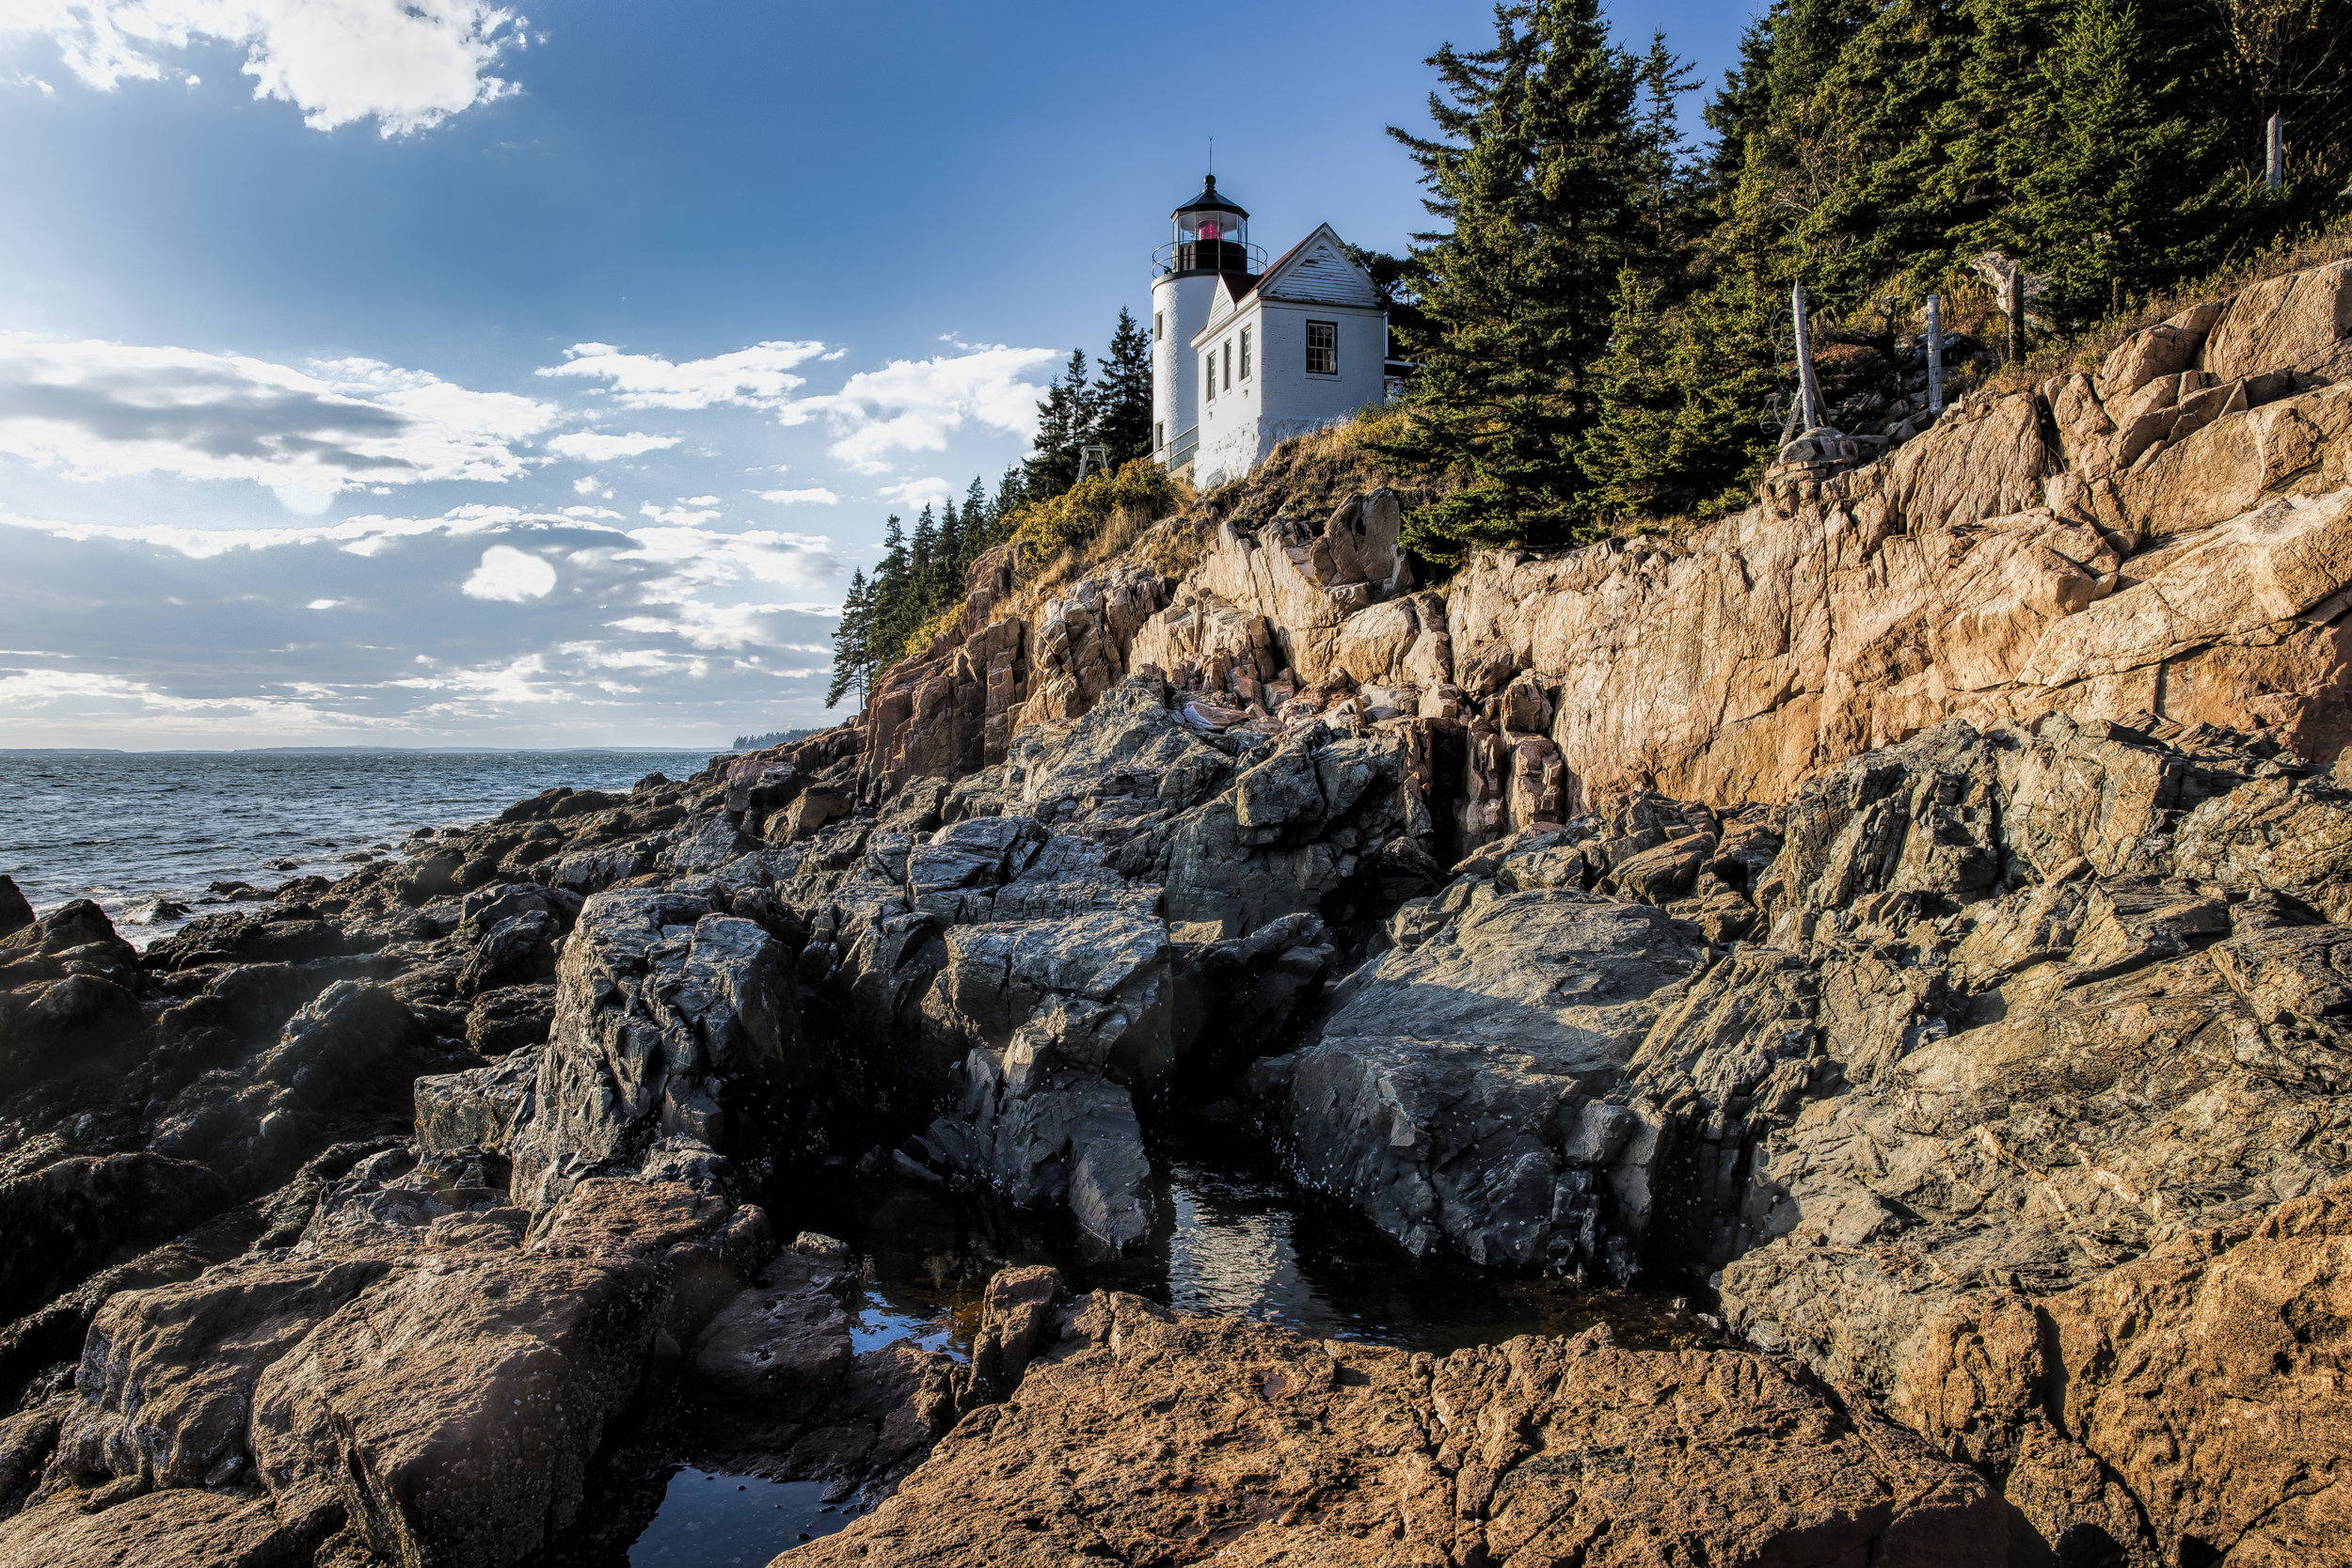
<box><xmin>414</xmin><ymin>1046</ymin><xmax>538</xmax><ymax>1160</ymax></box>
<box><xmin>1250</xmin><ymin>889</ymin><xmax>1704</xmax><ymax>1274</ymax></box>
<box><xmin>459</xmin><ymin>980</ymin><xmax>556</xmax><ymax>1055</ymax></box>
<box><xmin>0</xmin><ymin>1154</ymin><xmax>231</xmax><ymax>1323</ymax></box>
<box><xmin>250</xmin><ymin>980</ymin><xmax>437</xmax><ymax>1116</ymax></box>
<box><xmin>690</xmin><ymin>1233</ymin><xmax>856</xmax><ymax>1406</ymax></box>
<box><xmin>0</xmin><ymin>974</ymin><xmax>146</xmax><ymax>1086</ymax></box>
<box><xmin>141</xmin><ymin>908</ymin><xmax>364</xmax><ymax>971</ymax></box>
<box><xmin>507</xmin><ymin>890</ymin><xmax>803</xmax><ymax>1206</ymax></box>
<box><xmin>0</xmin><ymin>877</ymin><xmax>31</xmax><ymax>941</ymax></box>
<box><xmin>454</xmin><ymin>908</ymin><xmax>560</xmax><ymax>997</ymax></box>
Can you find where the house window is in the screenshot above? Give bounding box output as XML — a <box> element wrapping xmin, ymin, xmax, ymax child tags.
<box><xmin>1205</xmin><ymin>354</ymin><xmax>1216</xmax><ymax>402</ymax></box>
<box><xmin>1222</xmin><ymin>340</ymin><xmax>1232</xmax><ymax>390</ymax></box>
<box><xmin>1306</xmin><ymin>321</ymin><xmax>1338</xmax><ymax>375</ymax></box>
<box><xmin>1154</xmin><ymin>420</ymin><xmax>1164</xmax><ymax>449</ymax></box>
<box><xmin>1240</xmin><ymin>326</ymin><xmax>1252</xmax><ymax>380</ymax></box>
<box><xmin>1153</xmin><ymin>311</ymin><xmax>1163</xmax><ymax>342</ymax></box>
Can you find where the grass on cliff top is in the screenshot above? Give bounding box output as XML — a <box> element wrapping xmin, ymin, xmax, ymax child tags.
<box><xmin>1007</xmin><ymin>404</ymin><xmax>1444</xmax><ymax>601</ymax></box>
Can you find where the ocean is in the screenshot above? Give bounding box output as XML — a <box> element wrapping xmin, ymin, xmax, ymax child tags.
<box><xmin>0</xmin><ymin>749</ymin><xmax>715</xmax><ymax>943</ymax></box>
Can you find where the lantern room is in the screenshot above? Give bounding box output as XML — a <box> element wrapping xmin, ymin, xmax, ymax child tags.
<box><xmin>1165</xmin><ymin>175</ymin><xmax>1255</xmax><ymax>275</ymax></box>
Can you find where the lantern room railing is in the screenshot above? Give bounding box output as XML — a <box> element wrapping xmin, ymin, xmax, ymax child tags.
<box><xmin>1153</xmin><ymin>238</ymin><xmax>1266</xmax><ymax>277</ymax></box>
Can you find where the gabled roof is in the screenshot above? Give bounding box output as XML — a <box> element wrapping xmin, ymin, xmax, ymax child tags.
<box><xmin>1189</xmin><ymin>225</ymin><xmax>1380</xmax><ymax>345</ymax></box>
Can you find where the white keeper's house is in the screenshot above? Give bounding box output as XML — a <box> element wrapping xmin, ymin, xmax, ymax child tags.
<box><xmin>1149</xmin><ymin>175</ymin><xmax>1391</xmax><ymax>488</ymax></box>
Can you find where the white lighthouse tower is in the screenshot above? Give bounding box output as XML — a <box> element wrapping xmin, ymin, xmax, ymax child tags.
<box><xmin>1151</xmin><ymin>176</ymin><xmax>1259</xmax><ymax>473</ymax></box>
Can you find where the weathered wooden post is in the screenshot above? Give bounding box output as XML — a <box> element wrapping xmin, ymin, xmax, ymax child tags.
<box><xmin>1791</xmin><ymin>281</ymin><xmax>1825</xmax><ymax>432</ymax></box>
<box><xmin>1925</xmin><ymin>293</ymin><xmax>1945</xmax><ymax>414</ymax></box>
<box><xmin>2268</xmin><ymin>113</ymin><xmax>2285</xmax><ymax>188</ymax></box>
<box><xmin>2005</xmin><ymin>267</ymin><xmax>2025</xmax><ymax>367</ymax></box>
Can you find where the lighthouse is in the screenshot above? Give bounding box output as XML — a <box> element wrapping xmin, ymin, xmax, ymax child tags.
<box><xmin>1150</xmin><ymin>176</ymin><xmax>1257</xmax><ymax>474</ymax></box>
<box><xmin>1150</xmin><ymin>174</ymin><xmax>1391</xmax><ymax>488</ymax></box>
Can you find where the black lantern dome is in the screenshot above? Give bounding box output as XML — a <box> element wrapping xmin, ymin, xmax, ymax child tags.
<box><xmin>1168</xmin><ymin>175</ymin><xmax>1252</xmax><ymax>274</ymax></box>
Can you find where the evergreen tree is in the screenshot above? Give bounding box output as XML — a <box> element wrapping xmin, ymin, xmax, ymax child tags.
<box><xmin>1093</xmin><ymin>308</ymin><xmax>1154</xmax><ymax>467</ymax></box>
<box><xmin>1377</xmin><ymin>0</ymin><xmax>1670</xmax><ymax>561</ymax></box>
<box><xmin>1582</xmin><ymin>269</ymin><xmax>1783</xmax><ymax>521</ymax></box>
<box><xmin>953</xmin><ymin>477</ymin><xmax>991</xmax><ymax>575</ymax></box>
<box><xmin>824</xmin><ymin>567</ymin><xmax>873</xmax><ymax>711</ymax></box>
<box><xmin>993</xmin><ymin>464</ymin><xmax>1029</xmax><ymax>528</ymax></box>
<box><xmin>1024</xmin><ymin>349</ymin><xmax>1095</xmax><ymax>498</ymax></box>
<box><xmin>909</xmin><ymin>504</ymin><xmax>940</xmax><ymax>623</ymax></box>
<box><xmin>936</xmin><ymin>493</ymin><xmax>966</xmax><ymax>600</ymax></box>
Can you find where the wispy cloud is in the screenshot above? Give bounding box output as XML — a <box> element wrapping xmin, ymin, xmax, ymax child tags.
<box><xmin>538</xmin><ymin>341</ymin><xmax>834</xmax><ymax>411</ymax></box>
<box><xmin>756</xmin><ymin>486</ymin><xmax>838</xmax><ymax>504</ymax></box>
<box><xmin>0</xmin><ymin>335</ymin><xmax>558</xmax><ymax>501</ymax></box>
<box><xmin>543</xmin><ymin>430</ymin><xmax>679</xmax><ymax>462</ymax></box>
<box><xmin>1</xmin><ymin>0</ymin><xmax>526</xmax><ymax>135</ymax></box>
<box><xmin>785</xmin><ymin>344</ymin><xmax>1056</xmax><ymax>473</ymax></box>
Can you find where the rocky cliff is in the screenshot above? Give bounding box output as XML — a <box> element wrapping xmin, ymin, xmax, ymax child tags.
<box><xmin>0</xmin><ymin>254</ymin><xmax>2349</xmax><ymax>1568</ymax></box>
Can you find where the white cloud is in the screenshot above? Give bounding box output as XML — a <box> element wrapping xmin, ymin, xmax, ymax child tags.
<box><xmin>0</xmin><ymin>503</ymin><xmax>594</xmax><ymax>558</ymax></box>
<box><xmin>538</xmin><ymin>341</ymin><xmax>832</xmax><ymax>411</ymax></box>
<box><xmin>1</xmin><ymin>0</ymin><xmax>524</xmax><ymax>135</ymax></box>
<box><xmin>0</xmin><ymin>335</ymin><xmax>559</xmax><ymax>495</ymax></box>
<box><xmin>544</xmin><ymin>430</ymin><xmax>680</xmax><ymax>463</ymax></box>
<box><xmin>639</xmin><ymin>500</ymin><xmax>719</xmax><ymax>528</ymax></box>
<box><xmin>756</xmin><ymin>487</ymin><xmax>838</xmax><ymax>505</ymax></box>
<box><xmin>305</xmin><ymin>597</ymin><xmax>340</xmax><ymax>609</ymax></box>
<box><xmin>876</xmin><ymin>476</ymin><xmax>954</xmax><ymax>512</ymax></box>
<box><xmin>0</xmin><ymin>664</ymin><xmax>389</xmax><ymax>736</ymax></box>
<box><xmin>782</xmin><ymin>344</ymin><xmax>1057</xmax><ymax>473</ymax></box>
<box><xmin>461</xmin><ymin>544</ymin><xmax>557</xmax><ymax>601</ymax></box>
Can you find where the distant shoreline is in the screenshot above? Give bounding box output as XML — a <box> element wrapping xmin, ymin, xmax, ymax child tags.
<box><xmin>0</xmin><ymin>745</ymin><xmax>722</xmax><ymax>756</ymax></box>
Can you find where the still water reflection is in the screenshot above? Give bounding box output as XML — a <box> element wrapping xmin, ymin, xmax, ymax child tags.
<box><xmin>545</xmin><ymin>1117</ymin><xmax>1700</xmax><ymax>1568</ymax></box>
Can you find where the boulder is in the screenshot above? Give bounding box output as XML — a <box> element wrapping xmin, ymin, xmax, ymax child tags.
<box><xmin>690</xmin><ymin>1235</ymin><xmax>856</xmax><ymax>1406</ymax></box>
<box><xmin>0</xmin><ymin>877</ymin><xmax>31</xmax><ymax>941</ymax></box>
<box><xmin>250</xmin><ymin>981</ymin><xmax>436</xmax><ymax>1115</ymax></box>
<box><xmin>45</xmin><ymin>1257</ymin><xmax>389</xmax><ymax>1494</ymax></box>
<box><xmin>506</xmin><ymin>891</ymin><xmax>801</xmax><ymax>1206</ymax></box>
<box><xmin>1251</xmin><ymin>887</ymin><xmax>1703</xmax><ymax>1273</ymax></box>
<box><xmin>249</xmin><ymin>1250</ymin><xmax>665</xmax><ymax>1566</ymax></box>
<box><xmin>413</xmin><ymin>1048</ymin><xmax>538</xmax><ymax>1158</ymax></box>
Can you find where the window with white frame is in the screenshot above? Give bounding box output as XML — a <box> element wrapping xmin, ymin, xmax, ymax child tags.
<box><xmin>1153</xmin><ymin>311</ymin><xmax>1163</xmax><ymax>342</ymax></box>
<box><xmin>1222</xmin><ymin>340</ymin><xmax>1232</xmax><ymax>390</ymax></box>
<box><xmin>1240</xmin><ymin>325</ymin><xmax>1252</xmax><ymax>380</ymax></box>
<box><xmin>1154</xmin><ymin>420</ymin><xmax>1164</xmax><ymax>449</ymax></box>
<box><xmin>1204</xmin><ymin>354</ymin><xmax>1216</xmax><ymax>402</ymax></box>
<box><xmin>1306</xmin><ymin>320</ymin><xmax>1337</xmax><ymax>375</ymax></box>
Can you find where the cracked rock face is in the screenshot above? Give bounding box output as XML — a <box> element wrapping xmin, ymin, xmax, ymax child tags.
<box><xmin>507</xmin><ymin>890</ymin><xmax>802</xmax><ymax>1207</ymax></box>
<box><xmin>785</xmin><ymin>1291</ymin><xmax>2005</xmax><ymax>1568</ymax></box>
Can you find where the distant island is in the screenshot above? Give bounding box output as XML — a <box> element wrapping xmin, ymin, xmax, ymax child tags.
<box><xmin>729</xmin><ymin>727</ymin><xmax>819</xmax><ymax>750</ymax></box>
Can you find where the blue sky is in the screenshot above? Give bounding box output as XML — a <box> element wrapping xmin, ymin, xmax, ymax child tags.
<box><xmin>0</xmin><ymin>0</ymin><xmax>1757</xmax><ymax>748</ymax></box>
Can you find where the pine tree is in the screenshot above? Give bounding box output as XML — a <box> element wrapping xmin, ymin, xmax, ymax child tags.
<box><xmin>1582</xmin><ymin>269</ymin><xmax>1783</xmax><ymax>522</ymax></box>
<box><xmin>1093</xmin><ymin>308</ymin><xmax>1154</xmax><ymax>467</ymax></box>
<box><xmin>936</xmin><ymin>493</ymin><xmax>965</xmax><ymax>602</ymax></box>
<box><xmin>824</xmin><ymin>568</ymin><xmax>873</xmax><ymax>711</ymax></box>
<box><xmin>909</xmin><ymin>504</ymin><xmax>939</xmax><ymax>624</ymax></box>
<box><xmin>1377</xmin><ymin>0</ymin><xmax>1667</xmax><ymax>562</ymax></box>
<box><xmin>956</xmin><ymin>477</ymin><xmax>991</xmax><ymax>573</ymax></box>
<box><xmin>1024</xmin><ymin>349</ymin><xmax>1094</xmax><ymax>499</ymax></box>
